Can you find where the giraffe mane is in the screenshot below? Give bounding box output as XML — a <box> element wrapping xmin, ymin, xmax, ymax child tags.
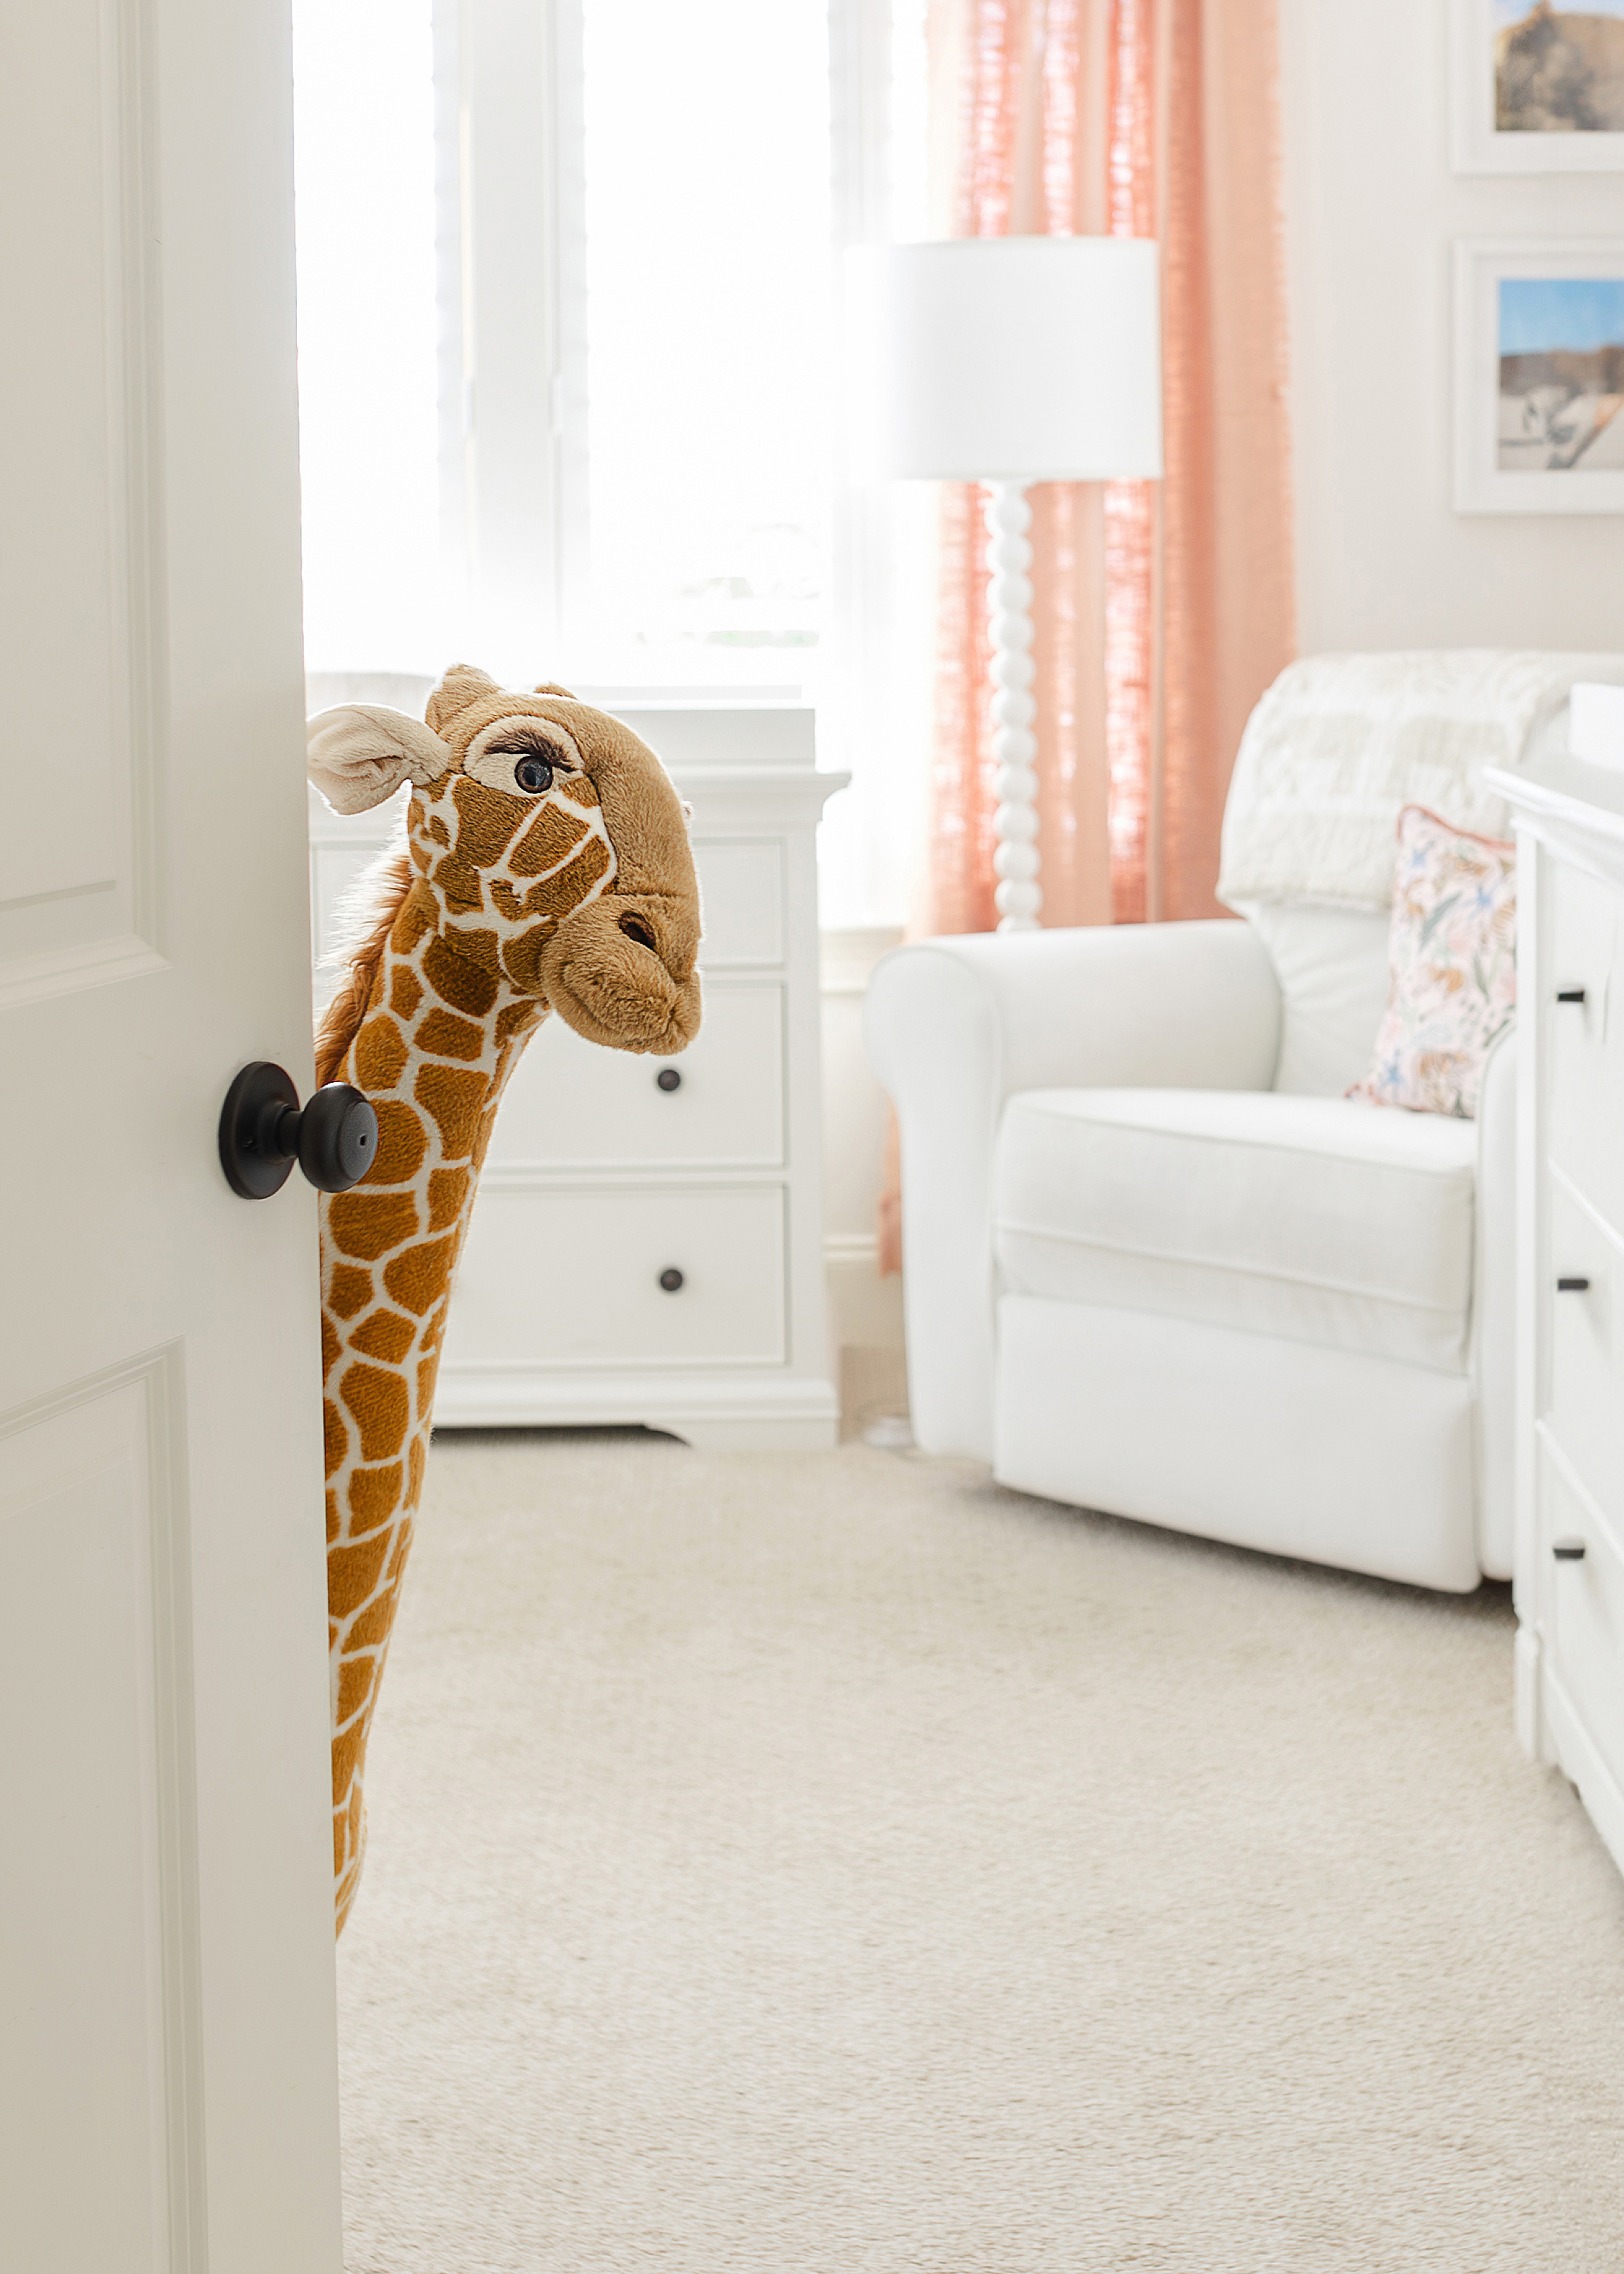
<box><xmin>314</xmin><ymin>841</ymin><xmax>417</xmax><ymax>1089</ymax></box>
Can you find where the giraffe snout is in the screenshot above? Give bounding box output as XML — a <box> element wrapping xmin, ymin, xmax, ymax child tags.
<box><xmin>536</xmin><ymin>896</ymin><xmax>702</xmax><ymax>1055</ymax></box>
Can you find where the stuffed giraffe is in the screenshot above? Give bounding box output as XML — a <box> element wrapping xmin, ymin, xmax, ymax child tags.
<box><xmin>307</xmin><ymin>664</ymin><xmax>702</xmax><ymax>1934</ymax></box>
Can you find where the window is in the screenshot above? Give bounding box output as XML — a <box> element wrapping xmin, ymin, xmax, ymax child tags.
<box><xmin>581</xmin><ymin>0</ymin><xmax>831</xmax><ymax>684</ymax></box>
<box><xmin>292</xmin><ymin>0</ymin><xmax>930</xmax><ymax>924</ymax></box>
<box><xmin>291</xmin><ymin>0</ymin><xmax>439</xmax><ymax>677</ymax></box>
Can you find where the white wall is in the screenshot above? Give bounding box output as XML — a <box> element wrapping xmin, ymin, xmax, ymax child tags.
<box><xmin>1280</xmin><ymin>0</ymin><xmax>1624</xmax><ymax>655</ymax></box>
<box><xmin>821</xmin><ymin>927</ymin><xmax>905</xmax><ymax>1350</ymax></box>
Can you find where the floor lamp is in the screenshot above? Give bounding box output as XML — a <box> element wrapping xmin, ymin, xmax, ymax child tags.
<box><xmin>848</xmin><ymin>237</ymin><xmax>1162</xmax><ymax>931</ymax></box>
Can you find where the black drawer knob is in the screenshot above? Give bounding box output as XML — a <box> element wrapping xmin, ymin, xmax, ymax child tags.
<box><xmin>659</xmin><ymin>1267</ymin><xmax>684</xmax><ymax>1293</ymax></box>
<box><xmin>219</xmin><ymin>1062</ymin><xmax>378</xmax><ymax>1199</ymax></box>
<box><xmin>1557</xmin><ymin>1277</ymin><xmax>1592</xmax><ymax>1293</ymax></box>
<box><xmin>1553</xmin><ymin>1538</ymin><xmax>1588</xmax><ymax>1561</ymax></box>
<box><xmin>1556</xmin><ymin>988</ymin><xmax>1588</xmax><ymax>1005</ymax></box>
<box><xmin>655</xmin><ymin>1067</ymin><xmax>682</xmax><ymax>1093</ymax></box>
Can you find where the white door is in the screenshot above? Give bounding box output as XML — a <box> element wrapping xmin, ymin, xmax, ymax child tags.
<box><xmin>0</xmin><ymin>1</ymin><xmax>342</xmax><ymax>2269</ymax></box>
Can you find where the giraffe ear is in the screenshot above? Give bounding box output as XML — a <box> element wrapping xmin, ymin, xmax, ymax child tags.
<box><xmin>306</xmin><ymin>706</ymin><xmax>452</xmax><ymax>814</ymax></box>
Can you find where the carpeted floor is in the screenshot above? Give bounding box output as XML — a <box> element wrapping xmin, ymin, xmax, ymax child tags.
<box><xmin>338</xmin><ymin>1401</ymin><xmax>1624</xmax><ymax>2272</ymax></box>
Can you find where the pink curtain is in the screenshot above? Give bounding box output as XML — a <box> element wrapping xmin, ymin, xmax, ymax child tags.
<box><xmin>878</xmin><ymin>0</ymin><xmax>1293</xmax><ymax>1277</ymax></box>
<box><xmin>920</xmin><ymin>0</ymin><xmax>1296</xmax><ymax>936</ymax></box>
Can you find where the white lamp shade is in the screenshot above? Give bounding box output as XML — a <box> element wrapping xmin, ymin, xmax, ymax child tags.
<box><xmin>847</xmin><ymin>235</ymin><xmax>1163</xmax><ymax>484</ymax></box>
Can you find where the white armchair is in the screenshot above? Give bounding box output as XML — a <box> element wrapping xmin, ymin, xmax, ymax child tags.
<box><xmin>866</xmin><ymin>651</ymin><xmax>1624</xmax><ymax>1593</ymax></box>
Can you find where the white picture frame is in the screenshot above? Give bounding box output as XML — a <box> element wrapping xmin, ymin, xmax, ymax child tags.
<box><xmin>1454</xmin><ymin>240</ymin><xmax>1624</xmax><ymax>514</ymax></box>
<box><xmin>1451</xmin><ymin>0</ymin><xmax>1624</xmax><ymax>172</ymax></box>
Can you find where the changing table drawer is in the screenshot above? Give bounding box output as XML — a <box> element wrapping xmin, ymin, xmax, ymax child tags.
<box><xmin>1546</xmin><ymin>853</ymin><xmax>1624</xmax><ymax>1241</ymax></box>
<box><xmin>1545</xmin><ymin>1177</ymin><xmax>1624</xmax><ymax>1536</ymax></box>
<box><xmin>1543</xmin><ymin>1447</ymin><xmax>1624</xmax><ymax>1800</ymax></box>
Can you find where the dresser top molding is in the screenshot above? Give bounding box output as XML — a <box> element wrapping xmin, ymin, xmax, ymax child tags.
<box><xmin>1486</xmin><ymin>761</ymin><xmax>1624</xmax><ymax>895</ymax></box>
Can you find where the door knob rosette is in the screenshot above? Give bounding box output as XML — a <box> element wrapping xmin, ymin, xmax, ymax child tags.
<box><xmin>219</xmin><ymin>1061</ymin><xmax>379</xmax><ymax>1199</ymax></box>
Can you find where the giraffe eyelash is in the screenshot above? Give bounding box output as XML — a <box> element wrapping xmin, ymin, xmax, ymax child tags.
<box><xmin>462</xmin><ymin>716</ymin><xmax>584</xmax><ymax>793</ymax></box>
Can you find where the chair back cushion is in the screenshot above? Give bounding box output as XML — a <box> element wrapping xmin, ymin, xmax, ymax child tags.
<box><xmin>1242</xmin><ymin>902</ymin><xmax>1392</xmax><ymax>1095</ymax></box>
<box><xmin>1217</xmin><ymin>649</ymin><xmax>1624</xmax><ymax>913</ymax></box>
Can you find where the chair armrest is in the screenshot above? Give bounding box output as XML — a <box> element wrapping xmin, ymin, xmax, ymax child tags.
<box><xmin>863</xmin><ymin>922</ymin><xmax>1281</xmax><ymax>1458</ymax></box>
<box><xmin>1474</xmin><ymin>1022</ymin><xmax>1516</xmax><ymax>1580</ymax></box>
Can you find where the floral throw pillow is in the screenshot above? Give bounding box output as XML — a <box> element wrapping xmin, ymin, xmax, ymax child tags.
<box><xmin>1347</xmin><ymin>803</ymin><xmax>1516</xmax><ymax>1120</ymax></box>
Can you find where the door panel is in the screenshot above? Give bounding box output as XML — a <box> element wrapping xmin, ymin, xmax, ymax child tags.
<box><xmin>0</xmin><ymin>1</ymin><xmax>344</xmax><ymax>2268</ymax></box>
<box><xmin>0</xmin><ymin>1365</ymin><xmax>198</xmax><ymax>2274</ymax></box>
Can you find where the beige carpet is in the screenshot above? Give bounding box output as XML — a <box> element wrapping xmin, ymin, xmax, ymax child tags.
<box><xmin>338</xmin><ymin>1409</ymin><xmax>1624</xmax><ymax>2272</ymax></box>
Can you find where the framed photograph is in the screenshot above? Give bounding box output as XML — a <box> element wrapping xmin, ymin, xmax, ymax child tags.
<box><xmin>1452</xmin><ymin>0</ymin><xmax>1624</xmax><ymax>171</ymax></box>
<box><xmin>1455</xmin><ymin>241</ymin><xmax>1624</xmax><ymax>512</ymax></box>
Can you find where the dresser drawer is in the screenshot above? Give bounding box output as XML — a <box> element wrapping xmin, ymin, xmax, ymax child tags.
<box><xmin>444</xmin><ymin>1185</ymin><xmax>785</xmax><ymax>1367</ymax></box>
<box><xmin>1547</xmin><ymin>854</ymin><xmax>1624</xmax><ymax>1239</ymax></box>
<box><xmin>693</xmin><ymin>838</ymin><xmax>784</xmax><ymax>966</ymax></box>
<box><xmin>1543</xmin><ymin>1448</ymin><xmax>1624</xmax><ymax>1796</ymax></box>
<box><xmin>1546</xmin><ymin>1177</ymin><xmax>1624</xmax><ymax>1531</ymax></box>
<box><xmin>490</xmin><ymin>983</ymin><xmax>783</xmax><ymax>1168</ymax></box>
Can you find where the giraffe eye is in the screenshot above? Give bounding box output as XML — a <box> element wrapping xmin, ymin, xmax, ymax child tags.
<box><xmin>514</xmin><ymin>754</ymin><xmax>554</xmax><ymax>794</ymax></box>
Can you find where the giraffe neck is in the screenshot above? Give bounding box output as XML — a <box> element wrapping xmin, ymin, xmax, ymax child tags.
<box><xmin>320</xmin><ymin>878</ymin><xmax>546</xmax><ymax>1930</ymax></box>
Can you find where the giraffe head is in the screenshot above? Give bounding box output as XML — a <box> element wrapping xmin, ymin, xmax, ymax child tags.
<box><xmin>308</xmin><ymin>665</ymin><xmax>702</xmax><ymax>1054</ymax></box>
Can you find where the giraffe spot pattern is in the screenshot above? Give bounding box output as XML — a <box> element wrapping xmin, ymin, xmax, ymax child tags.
<box><xmin>392</xmin><ymin>880</ymin><xmax>436</xmax><ymax>954</ymax></box>
<box><xmin>328</xmin><ymin>1532</ymin><xmax>394</xmax><ymax>1614</ymax></box>
<box><xmin>365</xmin><ymin>1099</ymin><xmax>429</xmax><ymax>1185</ymax></box>
<box><xmin>349</xmin><ymin>1462</ymin><xmax>404</xmax><ymax>1532</ymax></box>
<box><xmin>342</xmin><ymin>1584</ymin><xmax>399</xmax><ymax>1655</ymax></box>
<box><xmin>337</xmin><ymin>1360</ymin><xmax>411</xmax><ymax>1463</ymax></box>
<box><xmin>414</xmin><ymin>1062</ymin><xmax>488</xmax><ymax>1156</ymax></box>
<box><xmin>451</xmin><ymin>774</ymin><xmax>534</xmax><ymax>865</ymax></box>
<box><xmin>328</xmin><ymin>1264</ymin><xmax>373</xmax><ymax>1319</ymax></box>
<box><xmin>390</xmin><ymin>966</ymin><xmax>424</xmax><ymax>1020</ymax></box>
<box><xmin>320</xmin><ymin>722</ymin><xmax>623</xmax><ymax>1937</ymax></box>
<box><xmin>510</xmin><ymin>800</ymin><xmax>590</xmax><ymax>877</ymax></box>
<box><xmin>427</xmin><ymin>1165</ymin><xmax>471</xmax><ymax>1231</ymax></box>
<box><xmin>434</xmin><ymin>853</ymin><xmax>483</xmax><ymax>908</ymax></box>
<box><xmin>384</xmin><ymin>1235</ymin><xmax>460</xmax><ymax>1317</ymax></box>
<box><xmin>327</xmin><ymin>1189</ymin><xmax>420</xmax><ymax>1262</ymax></box>
<box><xmin>497</xmin><ymin>1000</ymin><xmax>544</xmax><ymax>1045</ymax></box>
<box><xmin>524</xmin><ymin>835</ymin><xmax>613</xmax><ymax>915</ymax></box>
<box><xmin>423</xmin><ymin>935</ymin><xmax>498</xmax><ymax>1017</ymax></box>
<box><xmin>415</xmin><ymin>1006</ymin><xmax>486</xmax><ymax>1061</ymax></box>
<box><xmin>349</xmin><ymin>1309</ymin><xmax>416</xmax><ymax>1364</ymax></box>
<box><xmin>354</xmin><ymin>1014</ymin><xmax>408</xmax><ymax>1091</ymax></box>
<box><xmin>338</xmin><ymin>1654</ymin><xmax>377</xmax><ymax>1729</ymax></box>
<box><xmin>444</xmin><ymin>924</ymin><xmax>502</xmax><ymax>976</ymax></box>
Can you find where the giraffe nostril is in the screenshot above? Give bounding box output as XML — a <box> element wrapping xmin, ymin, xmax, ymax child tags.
<box><xmin>619</xmin><ymin>913</ymin><xmax>657</xmax><ymax>952</ymax></box>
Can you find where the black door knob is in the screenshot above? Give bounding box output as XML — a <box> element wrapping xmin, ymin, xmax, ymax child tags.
<box><xmin>1557</xmin><ymin>1277</ymin><xmax>1592</xmax><ymax>1293</ymax></box>
<box><xmin>659</xmin><ymin>1267</ymin><xmax>684</xmax><ymax>1292</ymax></box>
<box><xmin>219</xmin><ymin>1061</ymin><xmax>379</xmax><ymax>1199</ymax></box>
<box><xmin>655</xmin><ymin>1067</ymin><xmax>682</xmax><ymax>1092</ymax></box>
<box><xmin>1556</xmin><ymin>988</ymin><xmax>1587</xmax><ymax>1004</ymax></box>
<box><xmin>1553</xmin><ymin>1538</ymin><xmax>1588</xmax><ymax>1561</ymax></box>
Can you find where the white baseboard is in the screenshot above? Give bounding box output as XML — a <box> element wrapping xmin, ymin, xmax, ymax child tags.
<box><xmin>825</xmin><ymin>1234</ymin><xmax>905</xmax><ymax>1353</ymax></box>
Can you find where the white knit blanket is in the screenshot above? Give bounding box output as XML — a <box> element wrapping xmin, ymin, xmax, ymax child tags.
<box><xmin>1217</xmin><ymin>649</ymin><xmax>1624</xmax><ymax>911</ymax></box>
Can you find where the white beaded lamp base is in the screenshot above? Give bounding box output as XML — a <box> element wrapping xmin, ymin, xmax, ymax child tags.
<box><xmin>983</xmin><ymin>481</ymin><xmax>1041</xmax><ymax>932</ymax></box>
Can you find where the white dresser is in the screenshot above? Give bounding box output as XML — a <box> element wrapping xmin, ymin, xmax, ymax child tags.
<box><xmin>309</xmin><ymin>699</ymin><xmax>847</xmax><ymax>1449</ymax></box>
<box><xmin>1493</xmin><ymin>755</ymin><xmax>1624</xmax><ymax>1875</ymax></box>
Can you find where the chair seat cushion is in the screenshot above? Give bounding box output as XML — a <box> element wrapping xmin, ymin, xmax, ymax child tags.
<box><xmin>993</xmin><ymin>1089</ymin><xmax>1478</xmax><ymax>1372</ymax></box>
